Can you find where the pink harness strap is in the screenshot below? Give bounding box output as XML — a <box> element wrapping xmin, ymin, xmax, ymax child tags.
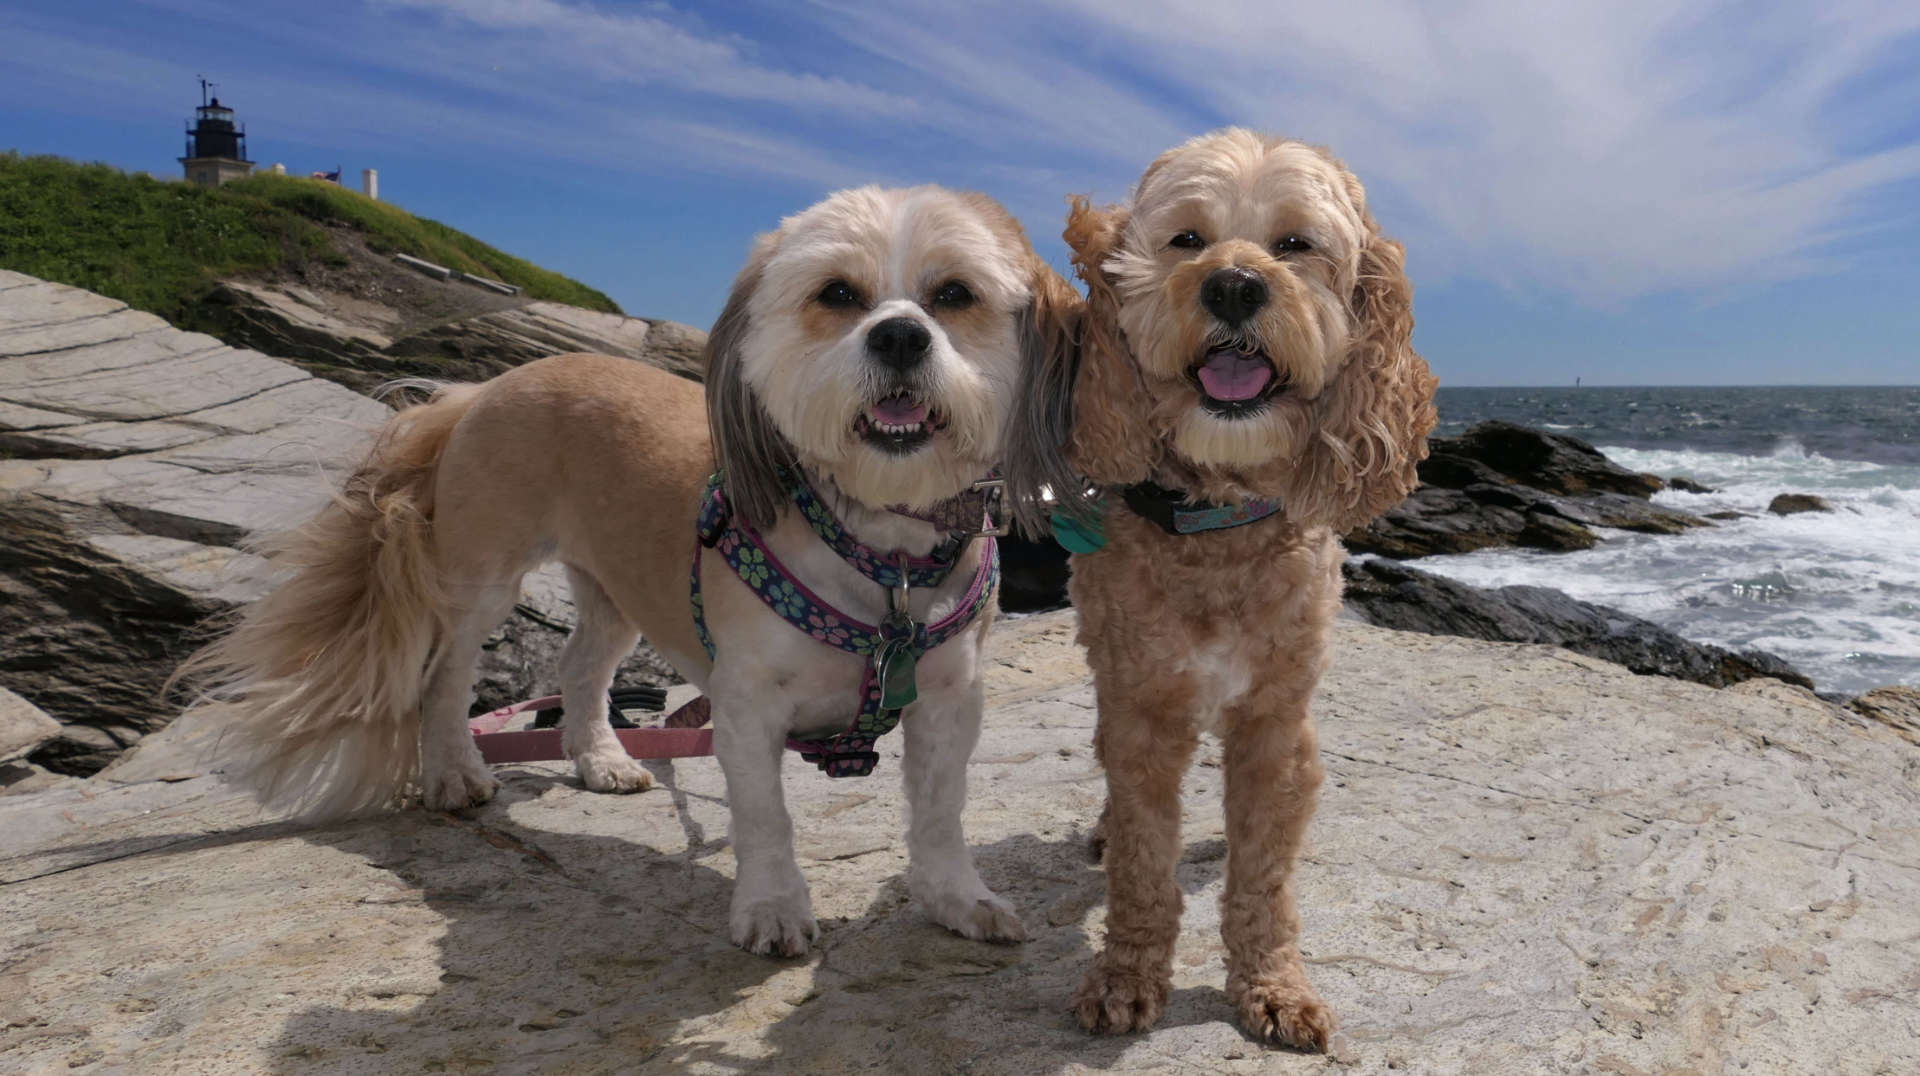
<box><xmin>468</xmin><ymin>695</ymin><xmax>715</xmax><ymax>764</ymax></box>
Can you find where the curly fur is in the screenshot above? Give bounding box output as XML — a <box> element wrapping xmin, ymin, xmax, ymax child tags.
<box><xmin>1005</xmin><ymin>129</ymin><xmax>1438</xmax><ymax>1047</ymax></box>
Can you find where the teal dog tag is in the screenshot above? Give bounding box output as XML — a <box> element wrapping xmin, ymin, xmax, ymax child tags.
<box><xmin>876</xmin><ymin>642</ymin><xmax>918</xmax><ymax>709</ymax></box>
<box><xmin>1051</xmin><ymin>509</ymin><xmax>1107</xmax><ymax>553</ymax></box>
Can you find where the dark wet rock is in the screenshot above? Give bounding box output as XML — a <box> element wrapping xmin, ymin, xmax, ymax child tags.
<box><xmin>1768</xmin><ymin>493</ymin><xmax>1831</xmax><ymax>516</ymax></box>
<box><xmin>1426</xmin><ymin>420</ymin><xmax>1664</xmax><ymax>497</ymax></box>
<box><xmin>1668</xmin><ymin>476</ymin><xmax>1716</xmax><ymax>493</ymax></box>
<box><xmin>1341</xmin><ymin>558</ymin><xmax>1812</xmax><ymax>690</ymax></box>
<box><xmin>1706</xmin><ymin>510</ymin><xmax>1750</xmax><ymax>521</ymax></box>
<box><xmin>1348</xmin><ymin>422</ymin><xmax>1708</xmax><ymax>558</ymax></box>
<box><xmin>1346</xmin><ymin>483</ymin><xmax>1702</xmax><ymax>558</ymax></box>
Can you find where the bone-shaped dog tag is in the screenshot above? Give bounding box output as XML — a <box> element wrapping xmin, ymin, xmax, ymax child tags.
<box><xmin>876</xmin><ymin>642</ymin><xmax>918</xmax><ymax>710</ymax></box>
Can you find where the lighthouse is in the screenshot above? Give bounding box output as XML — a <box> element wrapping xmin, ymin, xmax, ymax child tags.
<box><xmin>179</xmin><ymin>79</ymin><xmax>254</xmax><ymax>187</ymax></box>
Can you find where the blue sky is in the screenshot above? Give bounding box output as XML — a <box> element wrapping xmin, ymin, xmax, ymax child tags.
<box><xmin>5</xmin><ymin>0</ymin><xmax>1919</xmax><ymax>385</ymax></box>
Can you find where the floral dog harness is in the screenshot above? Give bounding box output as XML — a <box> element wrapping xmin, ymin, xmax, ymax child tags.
<box><xmin>690</xmin><ymin>471</ymin><xmax>999</xmax><ymax>777</ymax></box>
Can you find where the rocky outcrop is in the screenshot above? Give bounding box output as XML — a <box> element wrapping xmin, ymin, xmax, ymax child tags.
<box><xmin>1768</xmin><ymin>492</ymin><xmax>1832</xmax><ymax>515</ymax></box>
<box><xmin>1</xmin><ymin>612</ymin><xmax>1914</xmax><ymax>1073</ymax></box>
<box><xmin>1847</xmin><ymin>685</ymin><xmax>1919</xmax><ymax>744</ymax></box>
<box><xmin>1348</xmin><ymin>421</ymin><xmax>1708</xmax><ymax>558</ymax></box>
<box><xmin>0</xmin><ymin>270</ymin><xmax>675</xmax><ymax>774</ymax></box>
<box><xmin>1342</xmin><ymin>558</ymin><xmax>1810</xmax><ymax>689</ymax></box>
<box><xmin>204</xmin><ymin>279</ymin><xmax>705</xmax><ymax>396</ymax></box>
<box><xmin>0</xmin><ymin>688</ymin><xmax>60</xmax><ymax>763</ymax></box>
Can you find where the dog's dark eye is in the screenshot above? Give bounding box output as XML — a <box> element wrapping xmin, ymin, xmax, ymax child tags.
<box><xmin>932</xmin><ymin>280</ymin><xmax>974</xmax><ymax>309</ymax></box>
<box><xmin>1169</xmin><ymin>230</ymin><xmax>1206</xmax><ymax>250</ymax></box>
<box><xmin>1272</xmin><ymin>234</ymin><xmax>1313</xmax><ymax>255</ymax></box>
<box><xmin>817</xmin><ymin>280</ymin><xmax>862</xmax><ymax>308</ymax></box>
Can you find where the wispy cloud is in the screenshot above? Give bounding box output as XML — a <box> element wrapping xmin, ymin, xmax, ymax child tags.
<box><xmin>374</xmin><ymin>0</ymin><xmax>917</xmax><ymax>116</ymax></box>
<box><xmin>11</xmin><ymin>0</ymin><xmax>1920</xmax><ymax>304</ymax></box>
<box><xmin>819</xmin><ymin>0</ymin><xmax>1920</xmax><ymax>300</ymax></box>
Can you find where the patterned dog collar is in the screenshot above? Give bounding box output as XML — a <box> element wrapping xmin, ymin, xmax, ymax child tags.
<box><xmin>1120</xmin><ymin>480</ymin><xmax>1283</xmax><ymax>536</ymax></box>
<box><xmin>887</xmin><ymin>474</ymin><xmax>1008</xmax><ymax>538</ymax></box>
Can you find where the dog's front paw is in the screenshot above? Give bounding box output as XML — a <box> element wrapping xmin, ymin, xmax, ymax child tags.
<box><xmin>1073</xmin><ymin>957</ymin><xmax>1169</xmax><ymax>1034</ymax></box>
<box><xmin>420</xmin><ymin>760</ymin><xmax>498</xmax><ymax>811</ymax></box>
<box><xmin>574</xmin><ymin>748</ymin><xmax>653</xmax><ymax>794</ymax></box>
<box><xmin>1228</xmin><ymin>973</ymin><xmax>1334</xmax><ymax>1052</ymax></box>
<box><xmin>730</xmin><ymin>898</ymin><xmax>818</xmax><ymax>958</ymax></box>
<box><xmin>926</xmin><ymin>892</ymin><xmax>1028</xmax><ymax>944</ymax></box>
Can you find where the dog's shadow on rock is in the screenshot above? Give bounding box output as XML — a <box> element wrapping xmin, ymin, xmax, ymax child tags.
<box><xmin>259</xmin><ymin>768</ymin><xmax>1243</xmax><ymax>1073</ymax></box>
<box><xmin>742</xmin><ymin>829</ymin><xmax>1241</xmax><ymax>1074</ymax></box>
<box><xmin>261</xmin><ymin>764</ymin><xmax>790</xmax><ymax>1073</ymax></box>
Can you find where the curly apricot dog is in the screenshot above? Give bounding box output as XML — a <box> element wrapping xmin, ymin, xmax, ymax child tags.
<box><xmin>1007</xmin><ymin>128</ymin><xmax>1437</xmax><ymax>1047</ymax></box>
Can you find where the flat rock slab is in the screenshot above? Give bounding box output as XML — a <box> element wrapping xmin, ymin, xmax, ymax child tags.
<box><xmin>2</xmin><ymin>613</ymin><xmax>1915</xmax><ymax>1073</ymax></box>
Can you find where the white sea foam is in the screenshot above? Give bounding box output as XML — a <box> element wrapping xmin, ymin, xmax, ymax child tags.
<box><xmin>1411</xmin><ymin>442</ymin><xmax>1920</xmax><ymax>695</ymax></box>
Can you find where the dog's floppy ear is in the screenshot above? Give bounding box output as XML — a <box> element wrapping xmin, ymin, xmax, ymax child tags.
<box><xmin>1003</xmin><ymin>256</ymin><xmax>1087</xmax><ymax>537</ymax></box>
<box><xmin>1288</xmin><ymin>220</ymin><xmax>1438</xmax><ymax>532</ymax></box>
<box><xmin>705</xmin><ymin>232</ymin><xmax>794</xmax><ymax>530</ymax></box>
<box><xmin>1062</xmin><ymin>196</ymin><xmax>1158</xmax><ymax>493</ymax></box>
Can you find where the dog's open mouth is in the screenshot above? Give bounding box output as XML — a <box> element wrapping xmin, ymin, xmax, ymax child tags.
<box><xmin>1190</xmin><ymin>346</ymin><xmax>1287</xmax><ymax>418</ymax></box>
<box><xmin>854</xmin><ymin>391</ymin><xmax>945</xmax><ymax>454</ymax></box>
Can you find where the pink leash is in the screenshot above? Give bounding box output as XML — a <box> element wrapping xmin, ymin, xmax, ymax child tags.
<box><xmin>467</xmin><ymin>695</ymin><xmax>715</xmax><ymax>764</ymax></box>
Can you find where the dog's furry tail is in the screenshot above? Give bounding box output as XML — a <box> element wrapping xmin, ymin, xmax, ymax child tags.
<box><xmin>171</xmin><ymin>382</ymin><xmax>483</xmax><ymax>821</ymax></box>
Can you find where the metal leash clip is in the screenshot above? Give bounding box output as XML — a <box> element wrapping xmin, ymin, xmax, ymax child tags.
<box><xmin>969</xmin><ymin>476</ymin><xmax>1009</xmax><ymax>538</ymax></box>
<box><xmin>874</xmin><ymin>555</ymin><xmax>920</xmax><ymax>709</ymax></box>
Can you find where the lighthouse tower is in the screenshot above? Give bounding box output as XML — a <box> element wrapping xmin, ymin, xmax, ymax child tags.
<box><xmin>179</xmin><ymin>80</ymin><xmax>254</xmax><ymax>187</ymax></box>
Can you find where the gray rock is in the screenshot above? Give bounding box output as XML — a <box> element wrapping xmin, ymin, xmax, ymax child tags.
<box><xmin>204</xmin><ymin>278</ymin><xmax>706</xmax><ymax>395</ymax></box>
<box><xmin>1667</xmin><ymin>475</ymin><xmax>1716</xmax><ymax>493</ymax></box>
<box><xmin>1342</xmin><ymin>558</ymin><xmax>1811</xmax><ymax>689</ymax></box>
<box><xmin>1768</xmin><ymin>492</ymin><xmax>1832</xmax><ymax>515</ymax></box>
<box><xmin>0</xmin><ymin>612</ymin><xmax>1914</xmax><ymax>1073</ymax></box>
<box><xmin>0</xmin><ymin>271</ymin><xmax>677</xmax><ymax>773</ymax></box>
<box><xmin>0</xmin><ymin>687</ymin><xmax>60</xmax><ymax>763</ymax></box>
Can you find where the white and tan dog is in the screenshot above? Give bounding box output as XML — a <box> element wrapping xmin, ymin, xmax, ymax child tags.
<box><xmin>178</xmin><ymin>185</ymin><xmax>1079</xmax><ymax>957</ymax></box>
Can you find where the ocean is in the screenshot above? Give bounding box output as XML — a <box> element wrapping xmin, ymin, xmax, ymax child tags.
<box><xmin>1420</xmin><ymin>386</ymin><xmax>1920</xmax><ymax>696</ymax></box>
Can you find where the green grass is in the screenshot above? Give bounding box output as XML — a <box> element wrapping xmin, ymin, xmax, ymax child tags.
<box><xmin>227</xmin><ymin>173</ymin><xmax>619</xmax><ymax>312</ymax></box>
<box><xmin>0</xmin><ymin>152</ymin><xmax>620</xmax><ymax>324</ymax></box>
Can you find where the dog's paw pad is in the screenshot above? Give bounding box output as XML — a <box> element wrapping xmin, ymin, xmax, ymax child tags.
<box><xmin>953</xmin><ymin>897</ymin><xmax>1028</xmax><ymax>944</ymax></box>
<box><xmin>1073</xmin><ymin>961</ymin><xmax>1168</xmax><ymax>1035</ymax></box>
<box><xmin>576</xmin><ymin>752</ymin><xmax>653</xmax><ymax>794</ymax></box>
<box><xmin>730</xmin><ymin>901</ymin><xmax>818</xmax><ymax>959</ymax></box>
<box><xmin>421</xmin><ymin>764</ymin><xmax>498</xmax><ymax>811</ymax></box>
<box><xmin>1230</xmin><ymin>977</ymin><xmax>1334</xmax><ymax>1052</ymax></box>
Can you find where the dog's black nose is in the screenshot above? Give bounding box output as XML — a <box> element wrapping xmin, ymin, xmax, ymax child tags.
<box><xmin>1200</xmin><ymin>267</ymin><xmax>1268</xmax><ymax>325</ymax></box>
<box><xmin>867</xmin><ymin>316</ymin><xmax>932</xmax><ymax>370</ymax></box>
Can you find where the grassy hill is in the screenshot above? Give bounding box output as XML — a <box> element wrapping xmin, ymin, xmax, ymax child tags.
<box><xmin>0</xmin><ymin>152</ymin><xmax>620</xmax><ymax>328</ymax></box>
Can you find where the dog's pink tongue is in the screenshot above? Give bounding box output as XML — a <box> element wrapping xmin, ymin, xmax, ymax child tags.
<box><xmin>1196</xmin><ymin>349</ymin><xmax>1273</xmax><ymax>401</ymax></box>
<box><xmin>870</xmin><ymin>395</ymin><xmax>929</xmax><ymax>425</ymax></box>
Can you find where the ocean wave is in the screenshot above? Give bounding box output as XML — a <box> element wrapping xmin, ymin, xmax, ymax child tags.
<box><xmin>1430</xmin><ymin>388</ymin><xmax>1920</xmax><ymax>691</ymax></box>
<box><xmin>1413</xmin><ymin>483</ymin><xmax>1920</xmax><ymax>694</ymax></box>
<box><xmin>1601</xmin><ymin>443</ymin><xmax>1913</xmax><ymax>496</ymax></box>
